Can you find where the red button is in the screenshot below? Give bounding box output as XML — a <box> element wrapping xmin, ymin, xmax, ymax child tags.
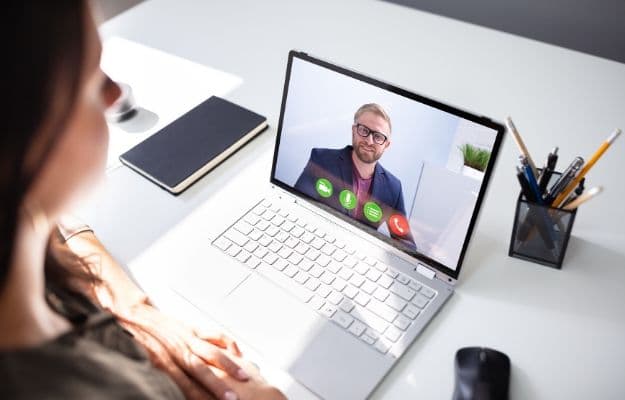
<box><xmin>388</xmin><ymin>214</ymin><xmax>410</xmax><ymax>237</ymax></box>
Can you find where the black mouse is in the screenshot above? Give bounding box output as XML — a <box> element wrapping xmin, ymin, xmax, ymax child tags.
<box><xmin>452</xmin><ymin>347</ymin><xmax>510</xmax><ymax>400</ymax></box>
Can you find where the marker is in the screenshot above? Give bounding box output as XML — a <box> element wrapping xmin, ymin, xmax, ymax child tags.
<box><xmin>562</xmin><ymin>186</ymin><xmax>603</xmax><ymax>210</ymax></box>
<box><xmin>506</xmin><ymin>117</ymin><xmax>539</xmax><ymax>179</ymax></box>
<box><xmin>553</xmin><ymin>129</ymin><xmax>621</xmax><ymax>207</ymax></box>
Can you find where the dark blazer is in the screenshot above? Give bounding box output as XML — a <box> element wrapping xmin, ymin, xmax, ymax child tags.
<box><xmin>294</xmin><ymin>146</ymin><xmax>415</xmax><ymax>247</ymax></box>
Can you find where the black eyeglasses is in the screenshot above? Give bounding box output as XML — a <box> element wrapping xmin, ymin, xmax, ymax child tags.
<box><xmin>354</xmin><ymin>123</ymin><xmax>388</xmax><ymax>145</ymax></box>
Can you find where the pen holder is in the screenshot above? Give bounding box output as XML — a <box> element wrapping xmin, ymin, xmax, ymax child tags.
<box><xmin>508</xmin><ymin>192</ymin><xmax>577</xmax><ymax>268</ymax></box>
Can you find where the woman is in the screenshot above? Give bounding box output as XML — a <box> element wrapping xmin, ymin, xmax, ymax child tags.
<box><xmin>0</xmin><ymin>2</ymin><xmax>285</xmax><ymax>400</ymax></box>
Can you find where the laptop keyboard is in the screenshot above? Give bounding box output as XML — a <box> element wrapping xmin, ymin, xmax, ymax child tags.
<box><xmin>212</xmin><ymin>199</ymin><xmax>437</xmax><ymax>356</ymax></box>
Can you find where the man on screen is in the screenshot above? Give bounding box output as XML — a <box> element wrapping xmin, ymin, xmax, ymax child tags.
<box><xmin>295</xmin><ymin>103</ymin><xmax>416</xmax><ymax>248</ymax></box>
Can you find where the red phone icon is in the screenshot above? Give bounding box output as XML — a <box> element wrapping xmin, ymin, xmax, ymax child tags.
<box><xmin>389</xmin><ymin>214</ymin><xmax>409</xmax><ymax>237</ymax></box>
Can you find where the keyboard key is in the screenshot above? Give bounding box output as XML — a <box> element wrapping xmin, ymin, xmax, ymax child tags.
<box><xmin>339</xmin><ymin>298</ymin><xmax>355</xmax><ymax>313</ymax></box>
<box><xmin>343</xmin><ymin>245</ymin><xmax>356</xmax><ymax>255</ymax></box>
<box><xmin>311</xmin><ymin>237</ymin><xmax>325</xmax><ymax>250</ymax></box>
<box><xmin>321</xmin><ymin>243</ymin><xmax>336</xmax><ymax>256</ymax></box>
<box><xmin>224</xmin><ymin>229</ymin><xmax>248</xmax><ymax>247</ymax></box>
<box><xmin>305</xmin><ymin>248</ymin><xmax>320</xmax><ymax>261</ymax></box>
<box><xmin>277</xmin><ymin>247</ymin><xmax>292</xmax><ymax>259</ymax></box>
<box><xmin>366</xmin><ymin>269</ymin><xmax>382</xmax><ymax>282</ymax></box>
<box><xmin>309</xmin><ymin>296</ymin><xmax>325</xmax><ymax>310</ymax></box>
<box><xmin>368</xmin><ymin>299</ymin><xmax>398</xmax><ymax>323</ymax></box>
<box><xmin>282</xmin><ymin>221</ymin><xmax>295</xmax><ymax>232</ymax></box>
<box><xmin>384</xmin><ymin>326</ymin><xmax>402</xmax><ymax>343</ymax></box>
<box><xmin>299</xmin><ymin>259</ymin><xmax>314</xmax><ymax>272</ymax></box>
<box><xmin>389</xmin><ymin>282</ymin><xmax>415</xmax><ymax>301</ymax></box>
<box><xmin>351</xmin><ymin>305</ymin><xmax>388</xmax><ymax>334</ymax></box>
<box><xmin>327</xmin><ymin>291</ymin><xmax>343</xmax><ymax>305</ymax></box>
<box><xmin>304</xmin><ymin>278</ymin><xmax>320</xmax><ymax>291</ymax></box>
<box><xmin>338</xmin><ymin>267</ymin><xmax>353</xmax><ymax>281</ymax></box>
<box><xmin>248</xmin><ymin>229</ymin><xmax>263</xmax><ymax>241</ymax></box>
<box><xmin>252</xmin><ymin>205</ymin><xmax>266</xmax><ymax>215</ymax></box>
<box><xmin>285</xmin><ymin>237</ymin><xmax>299</xmax><ymax>249</ymax></box>
<box><xmin>354</xmin><ymin>263</ymin><xmax>369</xmax><ymax>275</ymax></box>
<box><xmin>355</xmin><ymin>292</ymin><xmax>371</xmax><ymax>307</ymax></box>
<box><xmin>295</xmin><ymin>242</ymin><xmax>309</xmax><ymax>255</ymax></box>
<box><xmin>361</xmin><ymin>280</ymin><xmax>377</xmax><ymax>295</ymax></box>
<box><xmin>301</xmin><ymin>232</ymin><xmax>315</xmax><ymax>243</ymax></box>
<box><xmin>226</xmin><ymin>244</ymin><xmax>242</xmax><ymax>258</ymax></box>
<box><xmin>278</xmin><ymin>209</ymin><xmax>289</xmax><ymax>218</ymax></box>
<box><xmin>268</xmin><ymin>241</ymin><xmax>282</xmax><ymax>253</ymax></box>
<box><xmin>373</xmin><ymin>287</ymin><xmax>389</xmax><ymax>302</ymax></box>
<box><xmin>403</xmin><ymin>304</ymin><xmax>421</xmax><ymax>319</ymax></box>
<box><xmin>263</xmin><ymin>252</ymin><xmax>278</xmax><ymax>265</ymax></box>
<box><xmin>284</xmin><ymin>264</ymin><xmax>298</xmax><ymax>277</ymax></box>
<box><xmin>213</xmin><ymin>236</ymin><xmax>232</xmax><ymax>251</ymax></box>
<box><xmin>314</xmin><ymin>230</ymin><xmax>326</xmax><ymax>239</ymax></box>
<box><xmin>385</xmin><ymin>292</ymin><xmax>407</xmax><ymax>312</ymax></box>
<box><xmin>374</xmin><ymin>338</ymin><xmax>392</xmax><ymax>354</ymax></box>
<box><xmin>365</xmin><ymin>328</ymin><xmax>380</xmax><ymax>340</ymax></box>
<box><xmin>334</xmin><ymin>240</ymin><xmax>346</xmax><ymax>249</ymax></box>
<box><xmin>294</xmin><ymin>271</ymin><xmax>309</xmax><ymax>284</ymax></box>
<box><xmin>273</xmin><ymin>258</ymin><xmax>288</xmax><ymax>271</ymax></box>
<box><xmin>235</xmin><ymin>250</ymin><xmax>251</xmax><ymax>263</ymax></box>
<box><xmin>378</xmin><ymin>274</ymin><xmax>394</xmax><ymax>289</ymax></box>
<box><xmin>295</xmin><ymin>219</ymin><xmax>307</xmax><ymax>228</ymax></box>
<box><xmin>393</xmin><ymin>315</ymin><xmax>411</xmax><ymax>331</ymax></box>
<box><xmin>291</xmin><ymin>226</ymin><xmax>305</xmax><ymax>237</ymax></box>
<box><xmin>420</xmin><ymin>286</ymin><xmax>436</xmax><ymax>299</ymax></box>
<box><xmin>327</xmin><ymin>261</ymin><xmax>342</xmax><ymax>274</ymax></box>
<box><xmin>396</xmin><ymin>273</ymin><xmax>410</xmax><ymax>285</ymax></box>
<box><xmin>408</xmin><ymin>280</ymin><xmax>422</xmax><ymax>292</ymax></box>
<box><xmin>245</xmin><ymin>256</ymin><xmax>261</xmax><ymax>269</ymax></box>
<box><xmin>266</xmin><ymin>225</ymin><xmax>279</xmax><ymax>237</ymax></box>
<box><xmin>331</xmin><ymin>310</ymin><xmax>354</xmax><ymax>329</ymax></box>
<box><xmin>243</xmin><ymin>241</ymin><xmax>258</xmax><ymax>253</ymax></box>
<box><xmin>385</xmin><ymin>268</ymin><xmax>399</xmax><ymax>279</ymax></box>
<box><xmin>333</xmin><ymin>250</ymin><xmax>347</xmax><ymax>262</ymax></box>
<box><xmin>349</xmin><ymin>274</ymin><xmax>365</xmax><ymax>288</ymax></box>
<box><xmin>332</xmin><ymin>278</ymin><xmax>347</xmax><ymax>292</ymax></box>
<box><xmin>258</xmin><ymin>235</ymin><xmax>272</xmax><ymax>247</ymax></box>
<box><xmin>253</xmin><ymin>247</ymin><xmax>268</xmax><ymax>259</ymax></box>
<box><xmin>373</xmin><ymin>262</ymin><xmax>388</xmax><ymax>272</ymax></box>
<box><xmin>364</xmin><ymin>256</ymin><xmax>377</xmax><ymax>266</ymax></box>
<box><xmin>244</xmin><ymin>214</ymin><xmax>260</xmax><ymax>226</ymax></box>
<box><xmin>256</xmin><ymin>263</ymin><xmax>313</xmax><ymax>303</ymax></box>
<box><xmin>256</xmin><ymin>220</ymin><xmax>270</xmax><ymax>231</ymax></box>
<box><xmin>325</xmin><ymin>234</ymin><xmax>336</xmax><ymax>243</ymax></box>
<box><xmin>287</xmin><ymin>214</ymin><xmax>298</xmax><ymax>223</ymax></box>
<box><xmin>320</xmin><ymin>272</ymin><xmax>335</xmax><ymax>285</ymax></box>
<box><xmin>343</xmin><ymin>256</ymin><xmax>358</xmax><ymax>268</ymax></box>
<box><xmin>318</xmin><ymin>285</ymin><xmax>332</xmax><ymax>298</ymax></box>
<box><xmin>275</xmin><ymin>231</ymin><xmax>289</xmax><ymax>243</ymax></box>
<box><xmin>348</xmin><ymin>320</ymin><xmax>366</xmax><ymax>337</ymax></box>
<box><xmin>287</xmin><ymin>252</ymin><xmax>303</xmax><ymax>265</ymax></box>
<box><xmin>316</xmin><ymin>254</ymin><xmax>331</xmax><ymax>267</ymax></box>
<box><xmin>261</xmin><ymin>210</ymin><xmax>276</xmax><ymax>221</ymax></box>
<box><xmin>412</xmin><ymin>293</ymin><xmax>429</xmax><ymax>309</ymax></box>
<box><xmin>310</xmin><ymin>265</ymin><xmax>324</xmax><ymax>278</ymax></box>
<box><xmin>320</xmin><ymin>304</ymin><xmax>337</xmax><ymax>318</ymax></box>
<box><xmin>342</xmin><ymin>285</ymin><xmax>359</xmax><ymax>299</ymax></box>
<box><xmin>271</xmin><ymin>215</ymin><xmax>285</xmax><ymax>227</ymax></box>
<box><xmin>360</xmin><ymin>335</ymin><xmax>376</xmax><ymax>345</ymax></box>
<box><xmin>234</xmin><ymin>221</ymin><xmax>254</xmax><ymax>235</ymax></box>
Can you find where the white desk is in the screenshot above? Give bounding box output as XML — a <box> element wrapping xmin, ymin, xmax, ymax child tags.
<box><xmin>83</xmin><ymin>0</ymin><xmax>625</xmax><ymax>398</ymax></box>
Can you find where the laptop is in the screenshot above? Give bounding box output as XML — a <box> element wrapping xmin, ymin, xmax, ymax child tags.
<box><xmin>171</xmin><ymin>50</ymin><xmax>505</xmax><ymax>399</ymax></box>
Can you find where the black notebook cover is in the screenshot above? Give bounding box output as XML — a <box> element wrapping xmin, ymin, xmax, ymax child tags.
<box><xmin>120</xmin><ymin>96</ymin><xmax>268</xmax><ymax>194</ymax></box>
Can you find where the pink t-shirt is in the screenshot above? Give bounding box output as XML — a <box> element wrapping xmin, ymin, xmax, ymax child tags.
<box><xmin>352</xmin><ymin>166</ymin><xmax>373</xmax><ymax>220</ymax></box>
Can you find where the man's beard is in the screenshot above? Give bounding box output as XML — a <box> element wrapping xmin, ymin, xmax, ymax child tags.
<box><xmin>355</xmin><ymin>143</ymin><xmax>382</xmax><ymax>164</ymax></box>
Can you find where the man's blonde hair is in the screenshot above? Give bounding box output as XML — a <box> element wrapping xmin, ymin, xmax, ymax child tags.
<box><xmin>354</xmin><ymin>103</ymin><xmax>391</xmax><ymax>133</ymax></box>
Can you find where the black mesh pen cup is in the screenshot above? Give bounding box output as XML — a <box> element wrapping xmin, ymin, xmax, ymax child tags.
<box><xmin>508</xmin><ymin>192</ymin><xmax>577</xmax><ymax>268</ymax></box>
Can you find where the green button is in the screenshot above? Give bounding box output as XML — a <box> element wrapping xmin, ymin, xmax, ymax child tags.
<box><xmin>339</xmin><ymin>189</ymin><xmax>357</xmax><ymax>210</ymax></box>
<box><xmin>315</xmin><ymin>178</ymin><xmax>333</xmax><ymax>198</ymax></box>
<box><xmin>363</xmin><ymin>201</ymin><xmax>382</xmax><ymax>223</ymax></box>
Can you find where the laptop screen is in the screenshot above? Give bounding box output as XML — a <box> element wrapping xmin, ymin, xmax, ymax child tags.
<box><xmin>271</xmin><ymin>51</ymin><xmax>504</xmax><ymax>279</ymax></box>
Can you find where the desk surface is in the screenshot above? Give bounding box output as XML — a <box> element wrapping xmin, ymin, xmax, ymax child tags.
<box><xmin>85</xmin><ymin>0</ymin><xmax>625</xmax><ymax>398</ymax></box>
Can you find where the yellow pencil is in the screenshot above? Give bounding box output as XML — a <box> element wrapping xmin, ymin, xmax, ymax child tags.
<box><xmin>553</xmin><ymin>129</ymin><xmax>621</xmax><ymax>207</ymax></box>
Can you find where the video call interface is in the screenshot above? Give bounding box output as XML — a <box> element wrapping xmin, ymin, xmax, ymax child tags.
<box><xmin>274</xmin><ymin>56</ymin><xmax>499</xmax><ymax>271</ymax></box>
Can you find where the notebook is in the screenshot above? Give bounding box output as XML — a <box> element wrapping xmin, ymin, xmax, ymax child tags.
<box><xmin>120</xmin><ymin>96</ymin><xmax>268</xmax><ymax>194</ymax></box>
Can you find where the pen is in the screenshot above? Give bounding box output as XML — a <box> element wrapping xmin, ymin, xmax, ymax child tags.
<box><xmin>544</xmin><ymin>156</ymin><xmax>584</xmax><ymax>205</ymax></box>
<box><xmin>562</xmin><ymin>186</ymin><xmax>603</xmax><ymax>210</ymax></box>
<box><xmin>506</xmin><ymin>117</ymin><xmax>539</xmax><ymax>179</ymax></box>
<box><xmin>552</xmin><ymin>129</ymin><xmax>621</xmax><ymax>207</ymax></box>
<box><xmin>520</xmin><ymin>156</ymin><xmax>543</xmax><ymax>204</ymax></box>
<box><xmin>538</xmin><ymin>147</ymin><xmax>558</xmax><ymax>194</ymax></box>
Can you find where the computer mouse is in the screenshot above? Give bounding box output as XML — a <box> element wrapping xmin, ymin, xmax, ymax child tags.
<box><xmin>452</xmin><ymin>346</ymin><xmax>510</xmax><ymax>400</ymax></box>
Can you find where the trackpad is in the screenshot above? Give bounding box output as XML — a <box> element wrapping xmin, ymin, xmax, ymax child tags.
<box><xmin>217</xmin><ymin>275</ymin><xmax>389</xmax><ymax>400</ymax></box>
<box><xmin>216</xmin><ymin>274</ymin><xmax>326</xmax><ymax>368</ymax></box>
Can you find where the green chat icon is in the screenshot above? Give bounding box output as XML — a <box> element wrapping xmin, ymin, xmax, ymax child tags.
<box><xmin>363</xmin><ymin>201</ymin><xmax>382</xmax><ymax>223</ymax></box>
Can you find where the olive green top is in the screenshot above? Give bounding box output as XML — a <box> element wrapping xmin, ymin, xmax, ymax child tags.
<box><xmin>0</xmin><ymin>285</ymin><xmax>184</xmax><ymax>399</ymax></box>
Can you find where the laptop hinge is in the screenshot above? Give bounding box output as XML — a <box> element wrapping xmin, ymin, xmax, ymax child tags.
<box><xmin>416</xmin><ymin>263</ymin><xmax>436</xmax><ymax>280</ymax></box>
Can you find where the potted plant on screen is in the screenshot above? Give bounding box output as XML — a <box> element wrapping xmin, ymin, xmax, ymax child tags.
<box><xmin>459</xmin><ymin>143</ymin><xmax>490</xmax><ymax>180</ymax></box>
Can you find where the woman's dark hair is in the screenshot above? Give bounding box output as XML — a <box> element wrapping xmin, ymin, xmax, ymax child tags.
<box><xmin>2</xmin><ymin>1</ymin><xmax>101</xmax><ymax>294</ymax></box>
